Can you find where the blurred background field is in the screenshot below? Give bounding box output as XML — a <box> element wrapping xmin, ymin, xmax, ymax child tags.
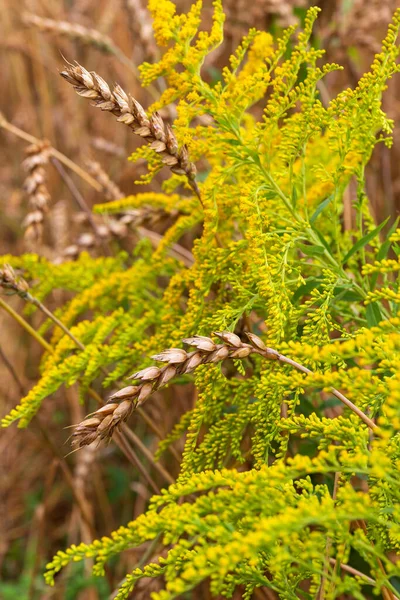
<box><xmin>0</xmin><ymin>1</ymin><xmax>399</xmax><ymax>598</ymax></box>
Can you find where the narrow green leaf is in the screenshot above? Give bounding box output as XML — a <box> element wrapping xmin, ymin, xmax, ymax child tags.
<box><xmin>342</xmin><ymin>217</ymin><xmax>389</xmax><ymax>264</ymax></box>
<box><xmin>370</xmin><ymin>216</ymin><xmax>399</xmax><ymax>289</ymax></box>
<box><xmin>376</xmin><ymin>217</ymin><xmax>399</xmax><ymax>262</ymax></box>
<box><xmin>298</xmin><ymin>243</ymin><xmax>326</xmax><ymax>256</ymax></box>
<box><xmin>292</xmin><ymin>278</ymin><xmax>322</xmax><ymax>303</ymax></box>
<box><xmin>310</xmin><ymin>194</ymin><xmax>334</xmax><ymax>224</ymax></box>
<box><xmin>366</xmin><ymin>302</ymin><xmax>383</xmax><ymax>327</ymax></box>
<box><xmin>312</xmin><ymin>227</ymin><xmax>335</xmax><ymax>257</ymax></box>
<box><xmin>292</xmin><ymin>186</ymin><xmax>298</xmax><ymax>209</ymax></box>
<box><xmin>333</xmin><ymin>286</ymin><xmax>363</xmax><ymax>302</ymax></box>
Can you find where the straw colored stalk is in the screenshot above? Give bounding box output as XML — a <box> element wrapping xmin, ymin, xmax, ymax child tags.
<box><xmin>60</xmin><ymin>63</ymin><xmax>201</xmax><ymax>200</ymax></box>
<box><xmin>91</xmin><ymin>136</ymin><xmax>125</xmax><ymax>157</ymax></box>
<box><xmin>60</xmin><ymin>160</ymin><xmax>127</xmax><ymax>260</ymax></box>
<box><xmin>86</xmin><ymin>160</ymin><xmax>180</xmax><ymax>225</ymax></box>
<box><xmin>85</xmin><ymin>160</ymin><xmax>123</xmax><ymax>202</ymax></box>
<box><xmin>60</xmin><ymin>160</ymin><xmax>180</xmax><ymax>260</ymax></box>
<box><xmin>72</xmin><ymin>331</ymin><xmax>376</xmax><ymax>448</ymax></box>
<box><xmin>23</xmin><ymin>13</ymin><xmax>121</xmax><ymax>55</ymax></box>
<box><xmin>123</xmin><ymin>0</ymin><xmax>158</xmax><ymax>60</ymax></box>
<box><xmin>22</xmin><ymin>140</ymin><xmax>51</xmax><ymax>247</ymax></box>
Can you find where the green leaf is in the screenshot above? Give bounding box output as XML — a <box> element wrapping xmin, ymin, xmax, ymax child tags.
<box><xmin>313</xmin><ymin>227</ymin><xmax>333</xmax><ymax>254</ymax></box>
<box><xmin>375</xmin><ymin>217</ymin><xmax>399</xmax><ymax>262</ymax></box>
<box><xmin>292</xmin><ymin>278</ymin><xmax>322</xmax><ymax>303</ymax></box>
<box><xmin>310</xmin><ymin>194</ymin><xmax>334</xmax><ymax>224</ymax></box>
<box><xmin>366</xmin><ymin>302</ymin><xmax>383</xmax><ymax>327</ymax></box>
<box><xmin>342</xmin><ymin>217</ymin><xmax>389</xmax><ymax>264</ymax></box>
<box><xmin>292</xmin><ymin>186</ymin><xmax>298</xmax><ymax>209</ymax></box>
<box><xmin>370</xmin><ymin>216</ymin><xmax>399</xmax><ymax>289</ymax></box>
<box><xmin>298</xmin><ymin>243</ymin><xmax>326</xmax><ymax>256</ymax></box>
<box><xmin>333</xmin><ymin>286</ymin><xmax>363</xmax><ymax>302</ymax></box>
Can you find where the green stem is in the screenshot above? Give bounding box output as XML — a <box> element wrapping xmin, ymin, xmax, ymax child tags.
<box><xmin>260</xmin><ymin>349</ymin><xmax>377</xmax><ymax>431</ymax></box>
<box><xmin>0</xmin><ymin>297</ymin><xmax>53</xmax><ymax>353</ymax></box>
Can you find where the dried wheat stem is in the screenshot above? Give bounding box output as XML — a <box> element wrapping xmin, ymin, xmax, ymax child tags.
<box><xmin>23</xmin><ymin>13</ymin><xmax>118</xmax><ymax>52</ymax></box>
<box><xmin>0</xmin><ymin>264</ymin><xmax>87</xmax><ymax>350</ymax></box>
<box><xmin>91</xmin><ymin>136</ymin><xmax>125</xmax><ymax>157</ymax></box>
<box><xmin>22</xmin><ymin>12</ymin><xmax>164</xmax><ymax>100</ymax></box>
<box><xmin>61</xmin><ymin>160</ymin><xmax>127</xmax><ymax>259</ymax></box>
<box><xmin>60</xmin><ymin>63</ymin><xmax>201</xmax><ymax>202</ymax></box>
<box><xmin>114</xmin><ymin>431</ymin><xmax>161</xmax><ymax>494</ymax></box>
<box><xmin>0</xmin><ymin>344</ymin><xmax>25</xmax><ymax>395</ymax></box>
<box><xmin>86</xmin><ymin>160</ymin><xmax>123</xmax><ymax>201</ymax></box>
<box><xmin>122</xmin><ymin>425</ymin><xmax>175</xmax><ymax>485</ymax></box>
<box><xmin>22</xmin><ymin>140</ymin><xmax>51</xmax><ymax>247</ymax></box>
<box><xmin>71</xmin><ymin>330</ymin><xmax>376</xmax><ymax>448</ymax></box>
<box><xmin>23</xmin><ymin>13</ymin><xmax>141</xmax><ymax>78</ymax></box>
<box><xmin>123</xmin><ymin>0</ymin><xmax>158</xmax><ymax>60</ymax></box>
<box><xmin>329</xmin><ymin>558</ymin><xmax>399</xmax><ymax>599</ymax></box>
<box><xmin>0</xmin><ymin>112</ymin><xmax>102</xmax><ymax>192</ymax></box>
<box><xmin>50</xmin><ymin>158</ymin><xmax>107</xmax><ymax>244</ymax></box>
<box><xmin>37</xmin><ymin>420</ymin><xmax>94</xmax><ymax>531</ymax></box>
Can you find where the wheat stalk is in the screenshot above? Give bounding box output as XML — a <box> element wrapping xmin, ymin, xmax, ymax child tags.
<box><xmin>60</xmin><ymin>63</ymin><xmax>201</xmax><ymax>201</ymax></box>
<box><xmin>0</xmin><ymin>112</ymin><xmax>103</xmax><ymax>191</ymax></box>
<box><xmin>123</xmin><ymin>0</ymin><xmax>158</xmax><ymax>60</ymax></box>
<box><xmin>23</xmin><ymin>13</ymin><xmax>123</xmax><ymax>55</ymax></box>
<box><xmin>86</xmin><ymin>159</ymin><xmax>123</xmax><ymax>202</ymax></box>
<box><xmin>71</xmin><ymin>331</ymin><xmax>376</xmax><ymax>448</ymax></box>
<box><xmin>91</xmin><ymin>136</ymin><xmax>125</xmax><ymax>157</ymax></box>
<box><xmin>63</xmin><ymin>161</ymin><xmax>176</xmax><ymax>260</ymax></box>
<box><xmin>86</xmin><ymin>160</ymin><xmax>180</xmax><ymax>225</ymax></box>
<box><xmin>87</xmin><ymin>159</ymin><xmax>180</xmax><ymax>228</ymax></box>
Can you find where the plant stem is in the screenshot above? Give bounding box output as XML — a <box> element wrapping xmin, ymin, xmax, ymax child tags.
<box><xmin>0</xmin><ymin>342</ymin><xmax>26</xmax><ymax>395</ymax></box>
<box><xmin>114</xmin><ymin>431</ymin><xmax>160</xmax><ymax>494</ymax></box>
<box><xmin>318</xmin><ymin>471</ymin><xmax>340</xmax><ymax>599</ymax></box>
<box><xmin>28</xmin><ymin>294</ymin><xmax>177</xmax><ymax>452</ymax></box>
<box><xmin>0</xmin><ymin>113</ymin><xmax>102</xmax><ymax>191</ymax></box>
<box><xmin>0</xmin><ymin>290</ymin><xmax>179</xmax><ymax>469</ymax></box>
<box><xmin>262</xmin><ymin>349</ymin><xmax>376</xmax><ymax>431</ymax></box>
<box><xmin>50</xmin><ymin>157</ymin><xmax>107</xmax><ymax>246</ymax></box>
<box><xmin>122</xmin><ymin>425</ymin><xmax>175</xmax><ymax>484</ymax></box>
<box><xmin>329</xmin><ymin>559</ymin><xmax>399</xmax><ymax>599</ymax></box>
<box><xmin>0</xmin><ymin>297</ymin><xmax>152</xmax><ymax>473</ymax></box>
<box><xmin>0</xmin><ymin>297</ymin><xmax>53</xmax><ymax>352</ymax></box>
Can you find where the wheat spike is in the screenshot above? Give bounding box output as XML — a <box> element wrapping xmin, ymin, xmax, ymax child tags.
<box><xmin>23</xmin><ymin>13</ymin><xmax>118</xmax><ymax>54</ymax></box>
<box><xmin>22</xmin><ymin>141</ymin><xmax>51</xmax><ymax>248</ymax></box>
<box><xmin>70</xmin><ymin>333</ymin><xmax>279</xmax><ymax>447</ymax></box>
<box><xmin>71</xmin><ymin>327</ymin><xmax>376</xmax><ymax>448</ymax></box>
<box><xmin>60</xmin><ymin>63</ymin><xmax>201</xmax><ymax>201</ymax></box>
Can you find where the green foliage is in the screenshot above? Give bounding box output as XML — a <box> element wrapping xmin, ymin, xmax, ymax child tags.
<box><xmin>2</xmin><ymin>2</ymin><xmax>400</xmax><ymax>598</ymax></box>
